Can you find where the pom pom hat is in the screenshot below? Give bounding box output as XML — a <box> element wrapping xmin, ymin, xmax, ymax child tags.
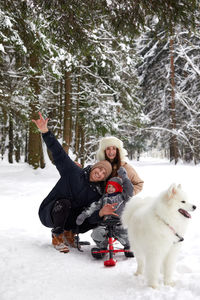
<box><xmin>96</xmin><ymin>136</ymin><xmax>128</xmax><ymax>161</ymax></box>
<box><xmin>106</xmin><ymin>177</ymin><xmax>123</xmax><ymax>193</ymax></box>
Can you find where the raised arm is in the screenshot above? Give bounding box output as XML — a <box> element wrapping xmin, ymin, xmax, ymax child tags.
<box><xmin>32</xmin><ymin>112</ymin><xmax>77</xmax><ymax>176</ymax></box>
<box><xmin>32</xmin><ymin>112</ymin><xmax>49</xmax><ymax>133</ymax></box>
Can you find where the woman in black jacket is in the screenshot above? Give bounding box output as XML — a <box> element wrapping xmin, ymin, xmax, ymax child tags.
<box><xmin>32</xmin><ymin>112</ymin><xmax>112</xmax><ymax>253</ymax></box>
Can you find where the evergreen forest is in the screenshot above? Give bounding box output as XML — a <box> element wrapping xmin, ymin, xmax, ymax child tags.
<box><xmin>0</xmin><ymin>0</ymin><xmax>200</xmax><ymax>168</ymax></box>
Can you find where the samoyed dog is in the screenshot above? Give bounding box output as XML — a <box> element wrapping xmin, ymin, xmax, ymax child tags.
<box><xmin>121</xmin><ymin>184</ymin><xmax>196</xmax><ymax>289</ymax></box>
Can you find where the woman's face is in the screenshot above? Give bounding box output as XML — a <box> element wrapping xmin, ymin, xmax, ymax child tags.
<box><xmin>105</xmin><ymin>146</ymin><xmax>117</xmax><ymax>162</ymax></box>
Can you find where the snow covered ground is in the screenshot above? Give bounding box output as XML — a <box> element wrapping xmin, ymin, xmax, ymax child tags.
<box><xmin>0</xmin><ymin>156</ymin><xmax>200</xmax><ymax>300</ymax></box>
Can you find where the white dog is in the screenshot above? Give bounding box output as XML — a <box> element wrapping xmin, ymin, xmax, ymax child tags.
<box><xmin>121</xmin><ymin>184</ymin><xmax>196</xmax><ymax>288</ymax></box>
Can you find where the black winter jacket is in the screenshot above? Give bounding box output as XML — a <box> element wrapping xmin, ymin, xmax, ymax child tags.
<box><xmin>38</xmin><ymin>131</ymin><xmax>104</xmax><ymax>229</ymax></box>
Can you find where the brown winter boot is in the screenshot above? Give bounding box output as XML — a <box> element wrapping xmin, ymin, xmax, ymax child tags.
<box><xmin>63</xmin><ymin>230</ymin><xmax>77</xmax><ymax>248</ymax></box>
<box><xmin>52</xmin><ymin>233</ymin><xmax>70</xmax><ymax>253</ymax></box>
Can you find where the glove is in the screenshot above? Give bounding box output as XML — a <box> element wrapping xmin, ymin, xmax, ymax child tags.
<box><xmin>117</xmin><ymin>166</ymin><xmax>127</xmax><ymax>179</ymax></box>
<box><xmin>76</xmin><ymin>212</ymin><xmax>88</xmax><ymax>225</ymax></box>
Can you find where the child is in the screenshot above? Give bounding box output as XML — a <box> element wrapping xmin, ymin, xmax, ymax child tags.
<box><xmin>76</xmin><ymin>166</ymin><xmax>134</xmax><ymax>258</ymax></box>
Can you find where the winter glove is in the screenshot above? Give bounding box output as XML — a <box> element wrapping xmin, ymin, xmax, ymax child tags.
<box><xmin>76</xmin><ymin>212</ymin><xmax>88</xmax><ymax>225</ymax></box>
<box><xmin>117</xmin><ymin>166</ymin><xmax>128</xmax><ymax>180</ymax></box>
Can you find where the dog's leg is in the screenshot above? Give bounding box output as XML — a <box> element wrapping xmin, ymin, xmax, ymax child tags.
<box><xmin>145</xmin><ymin>254</ymin><xmax>162</xmax><ymax>289</ymax></box>
<box><xmin>135</xmin><ymin>255</ymin><xmax>144</xmax><ymax>276</ymax></box>
<box><xmin>163</xmin><ymin>245</ymin><xmax>179</xmax><ymax>286</ymax></box>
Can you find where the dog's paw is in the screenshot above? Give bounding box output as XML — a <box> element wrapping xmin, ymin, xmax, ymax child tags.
<box><xmin>134</xmin><ymin>270</ymin><xmax>143</xmax><ymax>276</ymax></box>
<box><xmin>148</xmin><ymin>279</ymin><xmax>159</xmax><ymax>289</ymax></box>
<box><xmin>164</xmin><ymin>280</ymin><xmax>175</xmax><ymax>287</ymax></box>
<box><xmin>149</xmin><ymin>284</ymin><xmax>159</xmax><ymax>289</ymax></box>
<box><xmin>134</xmin><ymin>271</ymin><xmax>140</xmax><ymax>276</ymax></box>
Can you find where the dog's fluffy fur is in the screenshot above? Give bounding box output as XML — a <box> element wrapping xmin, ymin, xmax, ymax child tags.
<box><xmin>121</xmin><ymin>184</ymin><xmax>196</xmax><ymax>288</ymax></box>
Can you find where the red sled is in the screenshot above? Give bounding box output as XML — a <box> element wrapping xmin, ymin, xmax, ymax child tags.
<box><xmin>91</xmin><ymin>219</ymin><xmax>134</xmax><ymax>267</ymax></box>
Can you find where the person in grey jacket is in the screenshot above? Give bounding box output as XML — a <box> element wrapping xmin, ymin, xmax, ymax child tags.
<box><xmin>76</xmin><ymin>166</ymin><xmax>134</xmax><ymax>257</ymax></box>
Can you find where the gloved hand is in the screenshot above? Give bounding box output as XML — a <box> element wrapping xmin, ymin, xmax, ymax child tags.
<box><xmin>76</xmin><ymin>212</ymin><xmax>88</xmax><ymax>225</ymax></box>
<box><xmin>117</xmin><ymin>166</ymin><xmax>128</xmax><ymax>179</ymax></box>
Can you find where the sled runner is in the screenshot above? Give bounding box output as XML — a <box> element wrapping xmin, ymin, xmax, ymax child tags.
<box><xmin>91</xmin><ymin>218</ymin><xmax>134</xmax><ymax>267</ymax></box>
<box><xmin>75</xmin><ymin>234</ymin><xmax>90</xmax><ymax>252</ymax></box>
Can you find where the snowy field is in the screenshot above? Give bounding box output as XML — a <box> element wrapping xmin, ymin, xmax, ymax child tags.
<box><xmin>0</xmin><ymin>156</ymin><xmax>200</xmax><ymax>300</ymax></box>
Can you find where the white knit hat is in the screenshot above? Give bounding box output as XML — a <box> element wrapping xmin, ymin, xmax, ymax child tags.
<box><xmin>96</xmin><ymin>136</ymin><xmax>128</xmax><ymax>162</ymax></box>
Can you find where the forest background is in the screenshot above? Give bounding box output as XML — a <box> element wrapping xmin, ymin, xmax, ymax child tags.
<box><xmin>1</xmin><ymin>0</ymin><xmax>200</xmax><ymax>169</ymax></box>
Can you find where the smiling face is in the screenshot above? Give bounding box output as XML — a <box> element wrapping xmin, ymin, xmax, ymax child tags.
<box><xmin>89</xmin><ymin>167</ymin><xmax>106</xmax><ymax>182</ymax></box>
<box><xmin>105</xmin><ymin>146</ymin><xmax>117</xmax><ymax>162</ymax></box>
<box><xmin>106</xmin><ymin>184</ymin><xmax>116</xmax><ymax>194</ymax></box>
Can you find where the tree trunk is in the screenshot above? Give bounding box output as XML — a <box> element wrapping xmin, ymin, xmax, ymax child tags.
<box><xmin>169</xmin><ymin>38</ymin><xmax>179</xmax><ymax>164</ymax></box>
<box><xmin>28</xmin><ymin>107</ymin><xmax>41</xmax><ymax>169</ymax></box>
<box><xmin>28</xmin><ymin>54</ymin><xmax>45</xmax><ymax>169</ymax></box>
<box><xmin>58</xmin><ymin>78</ymin><xmax>63</xmax><ymax>137</ymax></box>
<box><xmin>80</xmin><ymin>126</ymin><xmax>85</xmax><ymax>167</ymax></box>
<box><xmin>0</xmin><ymin>107</ymin><xmax>7</xmax><ymax>160</ymax></box>
<box><xmin>8</xmin><ymin>112</ymin><xmax>13</xmax><ymax>163</ymax></box>
<box><xmin>75</xmin><ymin>77</ymin><xmax>80</xmax><ymax>161</ymax></box>
<box><xmin>75</xmin><ymin>108</ymin><xmax>80</xmax><ymax>161</ymax></box>
<box><xmin>39</xmin><ymin>136</ymin><xmax>45</xmax><ymax>169</ymax></box>
<box><xmin>25</xmin><ymin>132</ymin><xmax>28</xmax><ymax>163</ymax></box>
<box><xmin>28</xmin><ymin>104</ymin><xmax>46</xmax><ymax>169</ymax></box>
<box><xmin>63</xmin><ymin>71</ymin><xmax>72</xmax><ymax>154</ymax></box>
<box><xmin>15</xmin><ymin>132</ymin><xmax>21</xmax><ymax>163</ymax></box>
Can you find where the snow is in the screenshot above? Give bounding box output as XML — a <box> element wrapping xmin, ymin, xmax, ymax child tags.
<box><xmin>0</xmin><ymin>43</ymin><xmax>5</xmax><ymax>53</ymax></box>
<box><xmin>0</xmin><ymin>157</ymin><xmax>200</xmax><ymax>300</ymax></box>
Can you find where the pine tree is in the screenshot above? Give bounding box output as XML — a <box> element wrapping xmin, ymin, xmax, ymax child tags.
<box><xmin>136</xmin><ymin>18</ymin><xmax>200</xmax><ymax>163</ymax></box>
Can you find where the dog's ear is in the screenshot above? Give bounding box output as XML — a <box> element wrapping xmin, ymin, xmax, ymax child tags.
<box><xmin>167</xmin><ymin>183</ymin><xmax>177</xmax><ymax>199</ymax></box>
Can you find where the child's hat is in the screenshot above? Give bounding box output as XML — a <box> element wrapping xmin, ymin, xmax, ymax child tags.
<box><xmin>106</xmin><ymin>177</ymin><xmax>123</xmax><ymax>193</ymax></box>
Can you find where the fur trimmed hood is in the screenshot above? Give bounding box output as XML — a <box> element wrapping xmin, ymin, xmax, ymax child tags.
<box><xmin>96</xmin><ymin>136</ymin><xmax>128</xmax><ymax>162</ymax></box>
